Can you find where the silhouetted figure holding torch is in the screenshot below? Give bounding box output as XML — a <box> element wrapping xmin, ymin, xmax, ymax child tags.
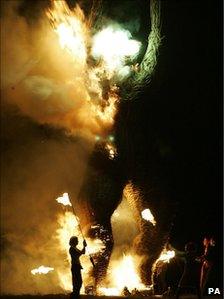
<box><xmin>69</xmin><ymin>236</ymin><xmax>87</xmax><ymax>299</ymax></box>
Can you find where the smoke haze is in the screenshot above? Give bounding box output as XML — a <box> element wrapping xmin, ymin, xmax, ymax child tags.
<box><xmin>0</xmin><ymin>1</ymin><xmax>96</xmax><ymax>293</ymax></box>
<box><xmin>1</xmin><ymin>0</ymin><xmax>113</xmax><ymax>138</ymax></box>
<box><xmin>0</xmin><ymin>0</ymin><xmax>158</xmax><ymax>294</ymax></box>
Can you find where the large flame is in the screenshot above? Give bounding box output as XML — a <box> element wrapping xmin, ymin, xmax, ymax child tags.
<box><xmin>45</xmin><ymin>0</ymin><xmax>141</xmax><ymax>156</ymax></box>
<box><xmin>110</xmin><ymin>254</ymin><xmax>145</xmax><ymax>291</ymax></box>
<box><xmin>98</xmin><ymin>287</ymin><xmax>120</xmax><ymax>296</ymax></box>
<box><xmin>99</xmin><ymin>254</ymin><xmax>146</xmax><ymax>296</ymax></box>
<box><xmin>31</xmin><ymin>265</ymin><xmax>54</xmax><ymax>275</ymax></box>
<box><xmin>105</xmin><ymin>142</ymin><xmax>117</xmax><ymax>160</ymax></box>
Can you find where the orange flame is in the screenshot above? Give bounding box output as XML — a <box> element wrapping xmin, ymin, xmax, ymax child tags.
<box><xmin>45</xmin><ymin>0</ymin><xmax>140</xmax><ymax>143</ymax></box>
<box><xmin>31</xmin><ymin>265</ymin><xmax>54</xmax><ymax>275</ymax></box>
<box><xmin>157</xmin><ymin>249</ymin><xmax>175</xmax><ymax>263</ymax></box>
<box><xmin>46</xmin><ymin>0</ymin><xmax>88</xmax><ymax>65</ymax></box>
<box><xmin>99</xmin><ymin>254</ymin><xmax>146</xmax><ymax>295</ymax></box>
<box><xmin>56</xmin><ymin>192</ymin><xmax>72</xmax><ymax>206</ymax></box>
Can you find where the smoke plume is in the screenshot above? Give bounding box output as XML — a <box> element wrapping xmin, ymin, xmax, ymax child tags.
<box><xmin>1</xmin><ymin>0</ymin><xmax>161</xmax><ymax>294</ymax></box>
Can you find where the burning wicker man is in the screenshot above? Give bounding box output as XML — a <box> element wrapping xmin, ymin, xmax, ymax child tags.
<box><xmin>69</xmin><ymin>236</ymin><xmax>87</xmax><ymax>299</ymax></box>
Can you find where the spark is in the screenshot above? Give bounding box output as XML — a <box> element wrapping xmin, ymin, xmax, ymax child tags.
<box><xmin>141</xmin><ymin>208</ymin><xmax>156</xmax><ymax>226</ymax></box>
<box><xmin>31</xmin><ymin>265</ymin><xmax>54</xmax><ymax>275</ymax></box>
<box><xmin>105</xmin><ymin>143</ymin><xmax>117</xmax><ymax>160</ymax></box>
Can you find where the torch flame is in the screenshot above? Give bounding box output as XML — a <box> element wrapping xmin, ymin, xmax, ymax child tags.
<box><xmin>31</xmin><ymin>265</ymin><xmax>54</xmax><ymax>275</ymax></box>
<box><xmin>157</xmin><ymin>249</ymin><xmax>175</xmax><ymax>263</ymax></box>
<box><xmin>56</xmin><ymin>192</ymin><xmax>72</xmax><ymax>207</ymax></box>
<box><xmin>141</xmin><ymin>208</ymin><xmax>156</xmax><ymax>226</ymax></box>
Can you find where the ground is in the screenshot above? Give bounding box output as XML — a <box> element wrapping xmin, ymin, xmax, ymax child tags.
<box><xmin>0</xmin><ymin>295</ymin><xmax>223</xmax><ymax>299</ymax></box>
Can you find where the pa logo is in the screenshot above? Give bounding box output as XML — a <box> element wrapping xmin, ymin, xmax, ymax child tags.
<box><xmin>208</xmin><ymin>288</ymin><xmax>221</xmax><ymax>295</ymax></box>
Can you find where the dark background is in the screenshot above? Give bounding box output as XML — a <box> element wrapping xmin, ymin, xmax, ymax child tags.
<box><xmin>114</xmin><ymin>0</ymin><xmax>223</xmax><ymax>247</ymax></box>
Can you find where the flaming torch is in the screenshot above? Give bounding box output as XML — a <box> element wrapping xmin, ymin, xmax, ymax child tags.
<box><xmin>56</xmin><ymin>193</ymin><xmax>95</xmax><ymax>267</ymax></box>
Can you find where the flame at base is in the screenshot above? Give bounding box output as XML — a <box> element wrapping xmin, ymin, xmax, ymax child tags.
<box><xmin>98</xmin><ymin>287</ymin><xmax>120</xmax><ymax>296</ymax></box>
<box><xmin>98</xmin><ymin>254</ymin><xmax>146</xmax><ymax>296</ymax></box>
<box><xmin>55</xmin><ymin>201</ymin><xmax>105</xmax><ymax>293</ymax></box>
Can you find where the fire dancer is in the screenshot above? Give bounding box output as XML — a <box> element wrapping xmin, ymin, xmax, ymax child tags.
<box><xmin>69</xmin><ymin>236</ymin><xmax>87</xmax><ymax>299</ymax></box>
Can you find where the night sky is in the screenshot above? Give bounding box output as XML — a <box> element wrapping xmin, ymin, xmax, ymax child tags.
<box><xmin>0</xmin><ymin>0</ymin><xmax>223</xmax><ymax>293</ymax></box>
<box><xmin>115</xmin><ymin>0</ymin><xmax>223</xmax><ymax>245</ymax></box>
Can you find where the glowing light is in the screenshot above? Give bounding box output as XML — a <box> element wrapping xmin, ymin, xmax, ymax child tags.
<box><xmin>100</xmin><ymin>254</ymin><xmax>146</xmax><ymax>295</ymax></box>
<box><xmin>105</xmin><ymin>143</ymin><xmax>117</xmax><ymax>160</ymax></box>
<box><xmin>95</xmin><ymin>135</ymin><xmax>101</xmax><ymax>141</ymax></box>
<box><xmin>92</xmin><ymin>26</ymin><xmax>141</xmax><ymax>74</ymax></box>
<box><xmin>151</xmin><ymin>248</ymin><xmax>176</xmax><ymax>284</ymax></box>
<box><xmin>55</xmin><ymin>22</ymin><xmax>87</xmax><ymax>62</ymax></box>
<box><xmin>46</xmin><ymin>0</ymin><xmax>87</xmax><ymax>64</ymax></box>
<box><xmin>112</xmin><ymin>254</ymin><xmax>145</xmax><ymax>291</ymax></box>
<box><xmin>31</xmin><ymin>265</ymin><xmax>54</xmax><ymax>275</ymax></box>
<box><xmin>56</xmin><ymin>193</ymin><xmax>72</xmax><ymax>206</ymax></box>
<box><xmin>141</xmin><ymin>208</ymin><xmax>156</xmax><ymax>226</ymax></box>
<box><xmin>46</xmin><ymin>1</ymin><xmax>121</xmax><ymax>135</ymax></box>
<box><xmin>108</xmin><ymin>135</ymin><xmax>115</xmax><ymax>142</ymax></box>
<box><xmin>157</xmin><ymin>249</ymin><xmax>175</xmax><ymax>263</ymax></box>
<box><xmin>98</xmin><ymin>287</ymin><xmax>120</xmax><ymax>296</ymax></box>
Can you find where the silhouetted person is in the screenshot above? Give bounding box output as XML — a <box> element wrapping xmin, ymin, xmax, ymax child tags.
<box><xmin>69</xmin><ymin>236</ymin><xmax>87</xmax><ymax>299</ymax></box>
<box><xmin>176</xmin><ymin>242</ymin><xmax>202</xmax><ymax>299</ymax></box>
<box><xmin>200</xmin><ymin>236</ymin><xmax>219</xmax><ymax>295</ymax></box>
